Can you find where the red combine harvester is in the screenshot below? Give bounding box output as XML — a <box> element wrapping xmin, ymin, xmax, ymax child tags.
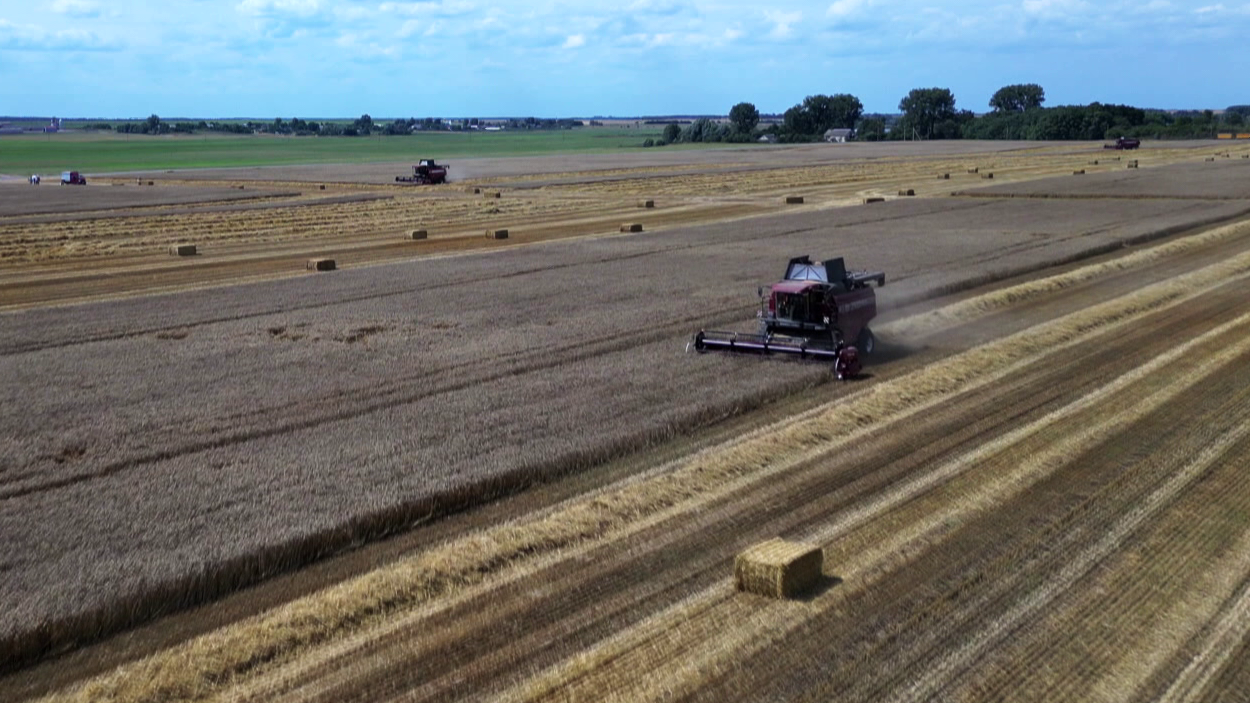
<box><xmin>1105</xmin><ymin>136</ymin><xmax>1140</xmax><ymax>150</ymax></box>
<box><xmin>396</xmin><ymin>159</ymin><xmax>449</xmax><ymax>185</ymax></box>
<box><xmin>690</xmin><ymin>256</ymin><xmax>885</xmax><ymax>379</ymax></box>
<box><xmin>60</xmin><ymin>171</ymin><xmax>87</xmax><ymax>185</ymax></box>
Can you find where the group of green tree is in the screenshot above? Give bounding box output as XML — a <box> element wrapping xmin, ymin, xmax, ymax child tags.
<box><xmin>656</xmin><ymin>84</ymin><xmax>1247</xmax><ymax>145</ymax></box>
<box><xmin>101</xmin><ymin>114</ymin><xmax>586</xmax><ymax>136</ymax></box>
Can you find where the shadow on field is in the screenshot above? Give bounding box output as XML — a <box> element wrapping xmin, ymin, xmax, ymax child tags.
<box><xmin>795</xmin><ymin>574</ymin><xmax>844</xmax><ymax>602</ymax></box>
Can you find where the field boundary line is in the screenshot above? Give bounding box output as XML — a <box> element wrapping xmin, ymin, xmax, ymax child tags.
<box><xmin>45</xmin><ymin>246</ymin><xmax>1250</xmax><ymax>703</ymax></box>
<box><xmin>501</xmin><ymin>308</ymin><xmax>1250</xmax><ymax>703</ymax></box>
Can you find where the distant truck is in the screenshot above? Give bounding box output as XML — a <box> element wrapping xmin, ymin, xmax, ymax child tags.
<box><xmin>1105</xmin><ymin>137</ymin><xmax>1140</xmax><ymax>150</ymax></box>
<box><xmin>60</xmin><ymin>171</ymin><xmax>87</xmax><ymax>185</ymax></box>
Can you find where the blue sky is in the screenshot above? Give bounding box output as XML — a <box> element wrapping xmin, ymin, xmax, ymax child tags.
<box><xmin>2</xmin><ymin>0</ymin><xmax>1248</xmax><ymax>118</ymax></box>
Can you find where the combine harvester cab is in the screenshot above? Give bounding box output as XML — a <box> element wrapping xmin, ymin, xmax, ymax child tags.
<box><xmin>690</xmin><ymin>256</ymin><xmax>885</xmax><ymax>380</ymax></box>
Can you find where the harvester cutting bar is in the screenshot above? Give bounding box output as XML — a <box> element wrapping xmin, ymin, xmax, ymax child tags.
<box><xmin>689</xmin><ymin>330</ymin><xmax>842</xmax><ymax>360</ymax></box>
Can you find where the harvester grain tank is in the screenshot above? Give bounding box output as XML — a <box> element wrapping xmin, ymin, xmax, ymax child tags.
<box><xmin>60</xmin><ymin>171</ymin><xmax>87</xmax><ymax>185</ymax></box>
<box><xmin>396</xmin><ymin>159</ymin><xmax>449</xmax><ymax>185</ymax></box>
<box><xmin>689</xmin><ymin>256</ymin><xmax>885</xmax><ymax>379</ymax></box>
<box><xmin>1105</xmin><ymin>136</ymin><xmax>1140</xmax><ymax>150</ymax></box>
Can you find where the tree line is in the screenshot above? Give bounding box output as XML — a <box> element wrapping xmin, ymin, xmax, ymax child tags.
<box><xmin>657</xmin><ymin>84</ymin><xmax>1247</xmax><ymax>145</ymax></box>
<box><xmin>101</xmin><ymin>114</ymin><xmax>586</xmax><ymax>136</ymax></box>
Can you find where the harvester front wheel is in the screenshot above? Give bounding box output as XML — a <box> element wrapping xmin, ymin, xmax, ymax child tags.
<box><xmin>856</xmin><ymin>328</ymin><xmax>876</xmax><ymax>355</ymax></box>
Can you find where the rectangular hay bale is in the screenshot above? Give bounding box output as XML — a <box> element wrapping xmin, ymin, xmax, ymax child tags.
<box><xmin>306</xmin><ymin>258</ymin><xmax>336</xmax><ymax>271</ymax></box>
<box><xmin>863</xmin><ymin>196</ymin><xmax>885</xmax><ymax>203</ymax></box>
<box><xmin>734</xmin><ymin>539</ymin><xmax>823</xmax><ymax>599</ymax></box>
<box><xmin>981</xmin><ymin>172</ymin><xmax>994</xmax><ymax>179</ymax></box>
<box><xmin>168</xmin><ymin>244</ymin><xmax>196</xmax><ymax>257</ymax></box>
<box><xmin>486</xmin><ymin>229</ymin><xmax>509</xmax><ymax>240</ymax></box>
<box><xmin>1073</xmin><ymin>169</ymin><xmax>1085</xmax><ymax>175</ymax></box>
<box><xmin>898</xmin><ymin>189</ymin><xmax>915</xmax><ymax>196</ymax></box>
<box><xmin>639</xmin><ymin>199</ymin><xmax>655</xmax><ymax>208</ymax></box>
<box><xmin>967</xmin><ymin>167</ymin><xmax>979</xmax><ymax>173</ymax></box>
<box><xmin>620</xmin><ymin>223</ymin><xmax>643</xmax><ymax>233</ymax></box>
<box><xmin>408</xmin><ymin>229</ymin><xmax>428</xmax><ymax>240</ymax></box>
<box><xmin>939</xmin><ymin>173</ymin><xmax>950</xmax><ymax>179</ymax></box>
<box><xmin>784</xmin><ymin>196</ymin><xmax>804</xmax><ymax>204</ymax></box>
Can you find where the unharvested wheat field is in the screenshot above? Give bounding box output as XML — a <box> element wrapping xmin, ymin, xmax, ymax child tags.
<box><xmin>3</xmin><ymin>141</ymin><xmax>1250</xmax><ymax>702</ymax></box>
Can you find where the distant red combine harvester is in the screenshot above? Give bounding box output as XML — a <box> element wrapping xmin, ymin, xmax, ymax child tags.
<box><xmin>396</xmin><ymin>159</ymin><xmax>449</xmax><ymax>185</ymax></box>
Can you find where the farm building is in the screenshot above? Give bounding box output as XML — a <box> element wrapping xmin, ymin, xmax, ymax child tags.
<box><xmin>824</xmin><ymin>128</ymin><xmax>854</xmax><ymax>143</ymax></box>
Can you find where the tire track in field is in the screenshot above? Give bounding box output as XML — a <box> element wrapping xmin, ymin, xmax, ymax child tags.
<box><xmin>881</xmin><ymin>408</ymin><xmax>1250</xmax><ymax>703</ymax></box>
<box><xmin>1154</xmin><ymin>573</ymin><xmax>1250</xmax><ymax>703</ymax></box>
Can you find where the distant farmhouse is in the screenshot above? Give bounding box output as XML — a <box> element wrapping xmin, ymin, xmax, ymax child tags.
<box><xmin>824</xmin><ymin>128</ymin><xmax>854</xmax><ymax>143</ymax></box>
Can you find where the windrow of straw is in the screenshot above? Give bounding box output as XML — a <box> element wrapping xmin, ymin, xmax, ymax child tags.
<box><xmin>879</xmin><ymin>219</ymin><xmax>1250</xmax><ymax>340</ymax></box>
<box><xmin>46</xmin><ymin>231</ymin><xmax>1250</xmax><ymax>703</ymax></box>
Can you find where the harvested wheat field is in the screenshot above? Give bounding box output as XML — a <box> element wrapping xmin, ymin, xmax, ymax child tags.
<box><xmin>4</xmin><ymin>142</ymin><xmax>1250</xmax><ymax>703</ymax></box>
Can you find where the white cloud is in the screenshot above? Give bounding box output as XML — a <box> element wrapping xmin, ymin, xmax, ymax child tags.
<box><xmin>378</xmin><ymin>1</ymin><xmax>476</xmax><ymax>16</ymax></box>
<box><xmin>51</xmin><ymin>0</ymin><xmax>101</xmax><ymax>18</ymax></box>
<box><xmin>827</xmin><ymin>0</ymin><xmax>872</xmax><ymax>18</ymax></box>
<box><xmin>237</xmin><ymin>0</ymin><xmax>321</xmax><ymax>16</ymax></box>
<box><xmin>397</xmin><ymin>19</ymin><xmax>421</xmax><ymax>37</ymax></box>
<box><xmin>1021</xmin><ymin>0</ymin><xmax>1088</xmax><ymax>17</ymax></box>
<box><xmin>0</xmin><ymin>18</ymin><xmax>120</xmax><ymax>51</ymax></box>
<box><xmin>563</xmin><ymin>34</ymin><xmax>585</xmax><ymax>48</ymax></box>
<box><xmin>764</xmin><ymin>9</ymin><xmax>801</xmax><ymax>38</ymax></box>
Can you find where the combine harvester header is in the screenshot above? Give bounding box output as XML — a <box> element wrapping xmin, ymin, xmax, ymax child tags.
<box><xmin>690</xmin><ymin>256</ymin><xmax>885</xmax><ymax>380</ymax></box>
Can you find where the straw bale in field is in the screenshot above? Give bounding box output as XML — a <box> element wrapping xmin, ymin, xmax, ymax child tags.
<box><xmin>939</xmin><ymin>173</ymin><xmax>950</xmax><ymax>179</ymax></box>
<box><xmin>864</xmin><ymin>197</ymin><xmax>885</xmax><ymax>204</ymax></box>
<box><xmin>168</xmin><ymin>244</ymin><xmax>197</xmax><ymax>257</ymax></box>
<box><xmin>319</xmin><ymin>185</ymin><xmax>326</xmax><ymax>190</ymax></box>
<box><xmin>486</xmin><ymin>229</ymin><xmax>509</xmax><ymax>239</ymax></box>
<box><xmin>409</xmin><ymin>229</ymin><xmax>428</xmax><ymax>240</ymax></box>
<box><xmin>473</xmin><ymin>187</ymin><xmax>481</xmax><ymax>194</ymax></box>
<box><xmin>785</xmin><ymin>196</ymin><xmax>804</xmax><ymax>204</ymax></box>
<box><xmin>620</xmin><ymin>223</ymin><xmax>643</xmax><ymax>233</ymax></box>
<box><xmin>1128</xmin><ymin>163</ymin><xmax>1139</xmax><ymax>169</ymax></box>
<box><xmin>306</xmin><ymin>258</ymin><xmax>336</xmax><ymax>271</ymax></box>
<box><xmin>967</xmin><ymin>167</ymin><xmax>979</xmax><ymax>174</ymax></box>
<box><xmin>1206</xmin><ymin>157</ymin><xmax>1215</xmax><ymax>162</ymax></box>
<box><xmin>735</xmin><ymin>539</ymin><xmax>823</xmax><ymax>599</ymax></box>
<box><xmin>982</xmin><ymin>173</ymin><xmax>995</xmax><ymax>179</ymax></box>
<box><xmin>1089</xmin><ymin>160</ymin><xmax>1099</xmax><ymax>165</ymax></box>
<box><xmin>1073</xmin><ymin>170</ymin><xmax>1085</xmax><ymax>175</ymax></box>
<box><xmin>148</xmin><ymin>181</ymin><xmax>155</xmax><ymax>186</ymax></box>
<box><xmin>898</xmin><ymin>189</ymin><xmax>915</xmax><ymax>196</ymax></box>
<box><xmin>639</xmin><ymin>199</ymin><xmax>655</xmax><ymax>208</ymax></box>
